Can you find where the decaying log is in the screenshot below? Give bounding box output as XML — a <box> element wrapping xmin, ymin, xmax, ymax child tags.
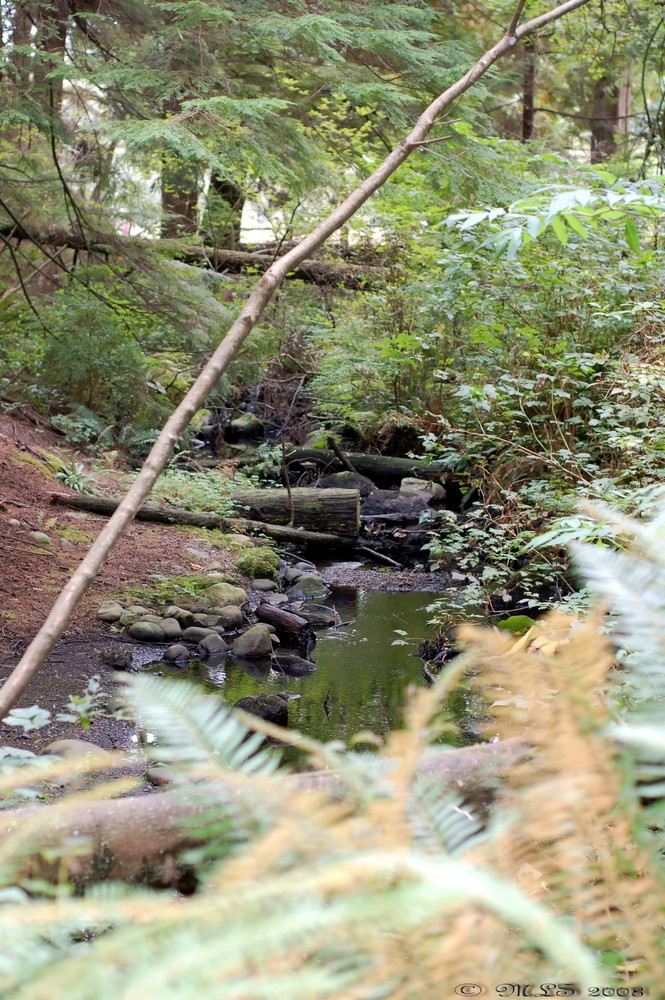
<box><xmin>283</xmin><ymin>448</ymin><xmax>449</xmax><ymax>483</ymax></box>
<box><xmin>255</xmin><ymin>603</ymin><xmax>313</xmax><ymax>645</ymax></box>
<box><xmin>233</xmin><ymin>487</ymin><xmax>359</xmax><ymax>537</ymax></box>
<box><xmin>0</xmin><ymin>742</ymin><xmax>529</xmax><ymax>886</ymax></box>
<box><xmin>50</xmin><ymin>493</ymin><xmax>358</xmax><ymax>549</ymax></box>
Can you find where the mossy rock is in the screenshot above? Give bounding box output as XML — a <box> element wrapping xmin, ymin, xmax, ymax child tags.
<box><xmin>233</xmin><ymin>546</ymin><xmax>280</xmax><ymax>580</ymax></box>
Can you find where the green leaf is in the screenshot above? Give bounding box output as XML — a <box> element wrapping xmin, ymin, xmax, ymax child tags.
<box><xmin>550</xmin><ymin>216</ymin><xmax>568</xmax><ymax>245</ymax></box>
<box><xmin>625</xmin><ymin>217</ymin><xmax>641</xmax><ymax>254</ymax></box>
<box><xmin>564</xmin><ymin>213</ymin><xmax>587</xmax><ymax>239</ymax></box>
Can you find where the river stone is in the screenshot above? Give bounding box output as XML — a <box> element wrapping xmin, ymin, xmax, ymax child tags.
<box><xmin>288</xmin><ymin>573</ymin><xmax>327</xmax><ymax>598</ymax></box>
<box><xmin>205</xmin><ymin>582</ymin><xmax>248</xmax><ymax>606</ymax></box>
<box><xmin>293</xmin><ymin>605</ymin><xmax>338</xmax><ymax>627</ymax></box>
<box><xmin>127</xmin><ymin>605</ymin><xmax>152</xmax><ymax>616</ymax></box>
<box><xmin>210</xmin><ymin>605</ymin><xmax>244</xmax><ymax>628</ymax></box>
<box><xmin>252</xmin><ymin>579</ymin><xmax>278</xmax><ymax>592</ymax></box>
<box><xmin>43</xmin><ymin>738</ymin><xmax>113</xmax><ymax>760</ymax></box>
<box><xmin>165</xmin><ymin>605</ymin><xmax>187</xmax><ymax>619</ymax></box>
<box><xmin>146</xmin><ymin>765</ymin><xmax>173</xmax><ymax>787</ymax></box>
<box><xmin>223</xmin><ymin>533</ymin><xmax>256</xmax><ymax>549</ymax></box>
<box><xmin>128</xmin><ymin>621</ymin><xmax>165</xmax><ymax>643</ymax></box>
<box><xmin>284</xmin><ymin>567</ymin><xmax>303</xmax><ymax>585</ymax></box>
<box><xmin>137</xmin><ymin>614</ymin><xmax>164</xmax><ymax>625</ymax></box>
<box><xmin>163</xmin><ymin>644</ymin><xmax>191</xmax><ymax>661</ymax></box>
<box><xmin>160</xmin><ymin>617</ymin><xmax>182</xmax><ymax>641</ymax></box>
<box><xmin>295</xmin><ymin>561</ymin><xmax>315</xmax><ymax>572</ymax></box>
<box><xmin>99</xmin><ymin>643</ymin><xmax>133</xmax><ymax>670</ymax></box>
<box><xmin>97</xmin><ymin>601</ymin><xmax>124</xmax><ymax>623</ymax></box>
<box><xmin>273</xmin><ymin>652</ymin><xmax>318</xmax><ymax>677</ymax></box>
<box><xmin>399</xmin><ymin>477</ymin><xmax>446</xmax><ymax>503</ymax></box>
<box><xmin>182</xmin><ymin>626</ymin><xmax>217</xmax><ymax>642</ymax></box>
<box><xmin>197</xmin><ymin>633</ymin><xmax>229</xmax><ymax>656</ymax></box>
<box><xmin>234</xmin><ymin>693</ymin><xmax>288</xmax><ymax>727</ymax></box>
<box><xmin>228</xmin><ymin>413</ymin><xmax>264</xmax><ymax>440</ymax></box>
<box><xmin>29</xmin><ymin>530</ymin><xmax>51</xmax><ymax>545</ymax></box>
<box><xmin>263</xmin><ymin>593</ymin><xmax>289</xmax><ymax>607</ymax></box>
<box><xmin>232</xmin><ymin>624</ymin><xmax>273</xmax><ymax>658</ymax></box>
<box><xmin>319</xmin><ymin>470</ymin><xmax>376</xmax><ymax>496</ymax></box>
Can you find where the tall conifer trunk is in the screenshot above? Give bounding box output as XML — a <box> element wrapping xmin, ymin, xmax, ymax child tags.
<box><xmin>590</xmin><ymin>75</ymin><xmax>619</xmax><ymax>162</ymax></box>
<box><xmin>521</xmin><ymin>39</ymin><xmax>536</xmax><ymax>141</ymax></box>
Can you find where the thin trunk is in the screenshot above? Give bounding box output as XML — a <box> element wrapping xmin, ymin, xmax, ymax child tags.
<box><xmin>33</xmin><ymin>0</ymin><xmax>70</xmax><ymax>115</ymax></box>
<box><xmin>161</xmin><ymin>96</ymin><xmax>199</xmax><ymax>238</ymax></box>
<box><xmin>0</xmin><ymin>0</ymin><xmax>594</xmax><ymax>719</ymax></box>
<box><xmin>617</xmin><ymin>73</ymin><xmax>631</xmax><ymax>136</ymax></box>
<box><xmin>206</xmin><ymin>176</ymin><xmax>245</xmax><ymax>249</ymax></box>
<box><xmin>9</xmin><ymin>1</ymin><xmax>32</xmax><ymax>85</ymax></box>
<box><xmin>522</xmin><ymin>40</ymin><xmax>536</xmax><ymax>141</ymax></box>
<box><xmin>590</xmin><ymin>75</ymin><xmax>619</xmax><ymax>163</ymax></box>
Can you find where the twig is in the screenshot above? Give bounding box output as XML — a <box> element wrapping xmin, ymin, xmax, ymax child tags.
<box><xmin>355</xmin><ymin>545</ymin><xmax>402</xmax><ymax>569</ymax></box>
<box><xmin>326</xmin><ymin>437</ymin><xmax>359</xmax><ymax>475</ymax></box>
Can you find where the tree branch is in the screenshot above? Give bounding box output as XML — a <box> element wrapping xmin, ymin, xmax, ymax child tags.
<box><xmin>0</xmin><ymin>0</ymin><xmax>594</xmax><ymax>718</ymax></box>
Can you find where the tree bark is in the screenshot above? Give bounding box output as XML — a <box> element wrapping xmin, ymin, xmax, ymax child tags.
<box><xmin>205</xmin><ymin>176</ymin><xmax>245</xmax><ymax>250</ymax></box>
<box><xmin>50</xmin><ymin>491</ymin><xmax>359</xmax><ymax>548</ymax></box>
<box><xmin>522</xmin><ymin>40</ymin><xmax>536</xmax><ymax>141</ymax></box>
<box><xmin>590</xmin><ymin>75</ymin><xmax>619</xmax><ymax>163</ymax></box>
<box><xmin>254</xmin><ymin>604</ymin><xmax>312</xmax><ymax>644</ymax></box>
<box><xmin>0</xmin><ymin>0</ymin><xmax>594</xmax><ymax>719</ymax></box>
<box><xmin>233</xmin><ymin>487</ymin><xmax>360</xmax><ymax>537</ymax></box>
<box><xmin>283</xmin><ymin>447</ymin><xmax>449</xmax><ymax>483</ymax></box>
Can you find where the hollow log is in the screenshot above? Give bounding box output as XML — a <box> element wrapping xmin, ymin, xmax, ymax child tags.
<box><xmin>0</xmin><ymin>743</ymin><xmax>529</xmax><ymax>886</ymax></box>
<box><xmin>233</xmin><ymin>487</ymin><xmax>359</xmax><ymax>537</ymax></box>
<box><xmin>50</xmin><ymin>493</ymin><xmax>357</xmax><ymax>549</ymax></box>
<box><xmin>282</xmin><ymin>448</ymin><xmax>449</xmax><ymax>483</ymax></box>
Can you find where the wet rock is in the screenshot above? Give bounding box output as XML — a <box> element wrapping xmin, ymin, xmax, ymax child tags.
<box><xmin>399</xmin><ymin>477</ymin><xmax>445</xmax><ymax>504</ymax></box>
<box><xmin>295</xmin><ymin>561</ymin><xmax>315</xmax><ymax>572</ymax></box>
<box><xmin>194</xmin><ymin>613</ymin><xmax>224</xmax><ymax>628</ymax></box>
<box><xmin>197</xmin><ymin>633</ymin><xmax>229</xmax><ymax>656</ymax></box>
<box><xmin>263</xmin><ymin>593</ymin><xmax>289</xmax><ymax>607</ymax></box>
<box><xmin>164</xmin><ymin>644</ymin><xmax>191</xmax><ymax>661</ymax></box>
<box><xmin>291</xmin><ymin>605</ymin><xmax>339</xmax><ymax>627</ymax></box>
<box><xmin>97</xmin><ymin>601</ymin><xmax>124</xmax><ymax>623</ymax></box>
<box><xmin>205</xmin><ymin>582</ymin><xmax>248</xmax><ymax>607</ymax></box>
<box><xmin>99</xmin><ymin>643</ymin><xmax>133</xmax><ymax>670</ymax></box>
<box><xmin>288</xmin><ymin>573</ymin><xmax>327</xmax><ymax>599</ymax></box>
<box><xmin>319</xmin><ymin>470</ymin><xmax>376</xmax><ymax>496</ymax></box>
<box><xmin>28</xmin><ymin>531</ymin><xmax>51</xmax><ymax>545</ymax></box>
<box><xmin>234</xmin><ymin>693</ymin><xmax>288</xmax><ymax>727</ymax></box>
<box><xmin>128</xmin><ymin>621</ymin><xmax>165</xmax><ymax>643</ymax></box>
<box><xmin>160</xmin><ymin>617</ymin><xmax>182</xmax><ymax>641</ymax></box>
<box><xmin>182</xmin><ymin>626</ymin><xmax>217</xmax><ymax>642</ymax></box>
<box><xmin>227</xmin><ymin>413</ymin><xmax>264</xmax><ymax>441</ymax></box>
<box><xmin>252</xmin><ymin>579</ymin><xmax>278</xmax><ymax>592</ymax></box>
<box><xmin>232</xmin><ymin>624</ymin><xmax>273</xmax><ymax>658</ymax></box>
<box><xmin>284</xmin><ymin>566</ymin><xmax>303</xmax><ymax>585</ymax></box>
<box><xmin>211</xmin><ymin>605</ymin><xmax>244</xmax><ymax>629</ymax></box>
<box><xmin>273</xmin><ymin>652</ymin><xmax>318</xmax><ymax>677</ymax></box>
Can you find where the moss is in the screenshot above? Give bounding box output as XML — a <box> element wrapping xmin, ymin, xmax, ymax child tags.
<box><xmin>54</xmin><ymin>525</ymin><xmax>95</xmax><ymax>544</ymax></box>
<box><xmin>11</xmin><ymin>452</ymin><xmax>57</xmax><ymax>480</ymax></box>
<box><xmin>233</xmin><ymin>546</ymin><xmax>280</xmax><ymax>580</ymax></box>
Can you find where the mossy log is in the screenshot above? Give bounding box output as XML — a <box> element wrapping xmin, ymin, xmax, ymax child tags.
<box><xmin>50</xmin><ymin>492</ymin><xmax>358</xmax><ymax>548</ymax></box>
<box><xmin>233</xmin><ymin>487</ymin><xmax>359</xmax><ymax>537</ymax></box>
<box><xmin>282</xmin><ymin>448</ymin><xmax>449</xmax><ymax>483</ymax></box>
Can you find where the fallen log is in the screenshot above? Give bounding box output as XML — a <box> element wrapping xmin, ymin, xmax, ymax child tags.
<box><xmin>255</xmin><ymin>604</ymin><xmax>313</xmax><ymax>645</ymax></box>
<box><xmin>0</xmin><ymin>742</ymin><xmax>529</xmax><ymax>886</ymax></box>
<box><xmin>233</xmin><ymin>487</ymin><xmax>359</xmax><ymax>537</ymax></box>
<box><xmin>50</xmin><ymin>493</ymin><xmax>358</xmax><ymax>550</ymax></box>
<box><xmin>283</xmin><ymin>448</ymin><xmax>449</xmax><ymax>484</ymax></box>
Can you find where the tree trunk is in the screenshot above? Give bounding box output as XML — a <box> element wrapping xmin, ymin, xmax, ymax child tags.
<box><xmin>233</xmin><ymin>488</ymin><xmax>360</xmax><ymax>537</ymax></box>
<box><xmin>205</xmin><ymin>176</ymin><xmax>245</xmax><ymax>250</ymax></box>
<box><xmin>283</xmin><ymin>448</ymin><xmax>449</xmax><ymax>483</ymax></box>
<box><xmin>50</xmin><ymin>492</ymin><xmax>359</xmax><ymax>548</ymax></box>
<box><xmin>33</xmin><ymin>0</ymin><xmax>70</xmax><ymax>115</ymax></box>
<box><xmin>9</xmin><ymin>1</ymin><xmax>32</xmax><ymax>86</ymax></box>
<box><xmin>590</xmin><ymin>75</ymin><xmax>619</xmax><ymax>163</ymax></box>
<box><xmin>161</xmin><ymin>96</ymin><xmax>199</xmax><ymax>238</ymax></box>
<box><xmin>522</xmin><ymin>40</ymin><xmax>536</xmax><ymax>141</ymax></box>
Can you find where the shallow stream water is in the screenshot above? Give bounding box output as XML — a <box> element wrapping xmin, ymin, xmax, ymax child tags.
<box><xmin>147</xmin><ymin>588</ymin><xmax>475</xmax><ymax>758</ymax></box>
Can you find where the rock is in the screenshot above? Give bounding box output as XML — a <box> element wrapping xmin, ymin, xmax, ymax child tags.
<box><xmin>146</xmin><ymin>765</ymin><xmax>173</xmax><ymax>787</ymax></box>
<box><xmin>29</xmin><ymin>531</ymin><xmax>51</xmax><ymax>545</ymax></box>
<box><xmin>127</xmin><ymin>621</ymin><xmax>165</xmax><ymax>643</ymax></box>
<box><xmin>137</xmin><ymin>614</ymin><xmax>164</xmax><ymax>625</ymax></box>
<box><xmin>273</xmin><ymin>652</ymin><xmax>318</xmax><ymax>676</ymax></box>
<box><xmin>361</xmin><ymin>488</ymin><xmax>427</xmax><ymax>515</ymax></box>
<box><xmin>127</xmin><ymin>605</ymin><xmax>152</xmax><ymax>615</ymax></box>
<box><xmin>232</xmin><ymin>624</ymin><xmax>273</xmax><ymax>658</ymax></box>
<box><xmin>97</xmin><ymin>601</ymin><xmax>124</xmax><ymax>623</ymax></box>
<box><xmin>319</xmin><ymin>470</ymin><xmax>376</xmax><ymax>496</ymax></box>
<box><xmin>182</xmin><ymin>626</ymin><xmax>217</xmax><ymax>642</ymax></box>
<box><xmin>222</xmin><ymin>533</ymin><xmax>256</xmax><ymax>549</ymax></box>
<box><xmin>160</xmin><ymin>617</ymin><xmax>182</xmax><ymax>641</ymax></box>
<box><xmin>206</xmin><ymin>561</ymin><xmax>224</xmax><ymax>571</ymax></box>
<box><xmin>165</xmin><ymin>606</ymin><xmax>187</xmax><ymax>620</ymax></box>
<box><xmin>234</xmin><ymin>693</ymin><xmax>289</xmax><ymax>727</ymax></box>
<box><xmin>43</xmin><ymin>739</ymin><xmax>113</xmax><ymax>760</ymax></box>
<box><xmin>252</xmin><ymin>579</ymin><xmax>278</xmax><ymax>592</ymax></box>
<box><xmin>210</xmin><ymin>605</ymin><xmax>244</xmax><ymax>629</ymax></box>
<box><xmin>165</xmin><ymin>607</ymin><xmax>199</xmax><ymax>628</ymax></box>
<box><xmin>193</xmin><ymin>613</ymin><xmax>223</xmax><ymax>627</ymax></box>
<box><xmin>7</xmin><ymin>518</ymin><xmax>21</xmax><ymax>527</ymax></box>
<box><xmin>119</xmin><ymin>610</ymin><xmax>139</xmax><ymax>627</ymax></box>
<box><xmin>288</xmin><ymin>573</ymin><xmax>327</xmax><ymax>599</ymax></box>
<box><xmin>399</xmin><ymin>477</ymin><xmax>446</xmax><ymax>503</ymax></box>
<box><xmin>163</xmin><ymin>644</ymin><xmax>191</xmax><ymax>661</ymax></box>
<box><xmin>263</xmin><ymin>593</ymin><xmax>290</xmax><ymax>607</ymax></box>
<box><xmin>205</xmin><ymin>582</ymin><xmax>248</xmax><ymax>606</ymax></box>
<box><xmin>197</xmin><ymin>633</ymin><xmax>229</xmax><ymax>656</ymax></box>
<box><xmin>227</xmin><ymin>412</ymin><xmax>264</xmax><ymax>441</ymax></box>
<box><xmin>284</xmin><ymin>567</ymin><xmax>303</xmax><ymax>585</ymax></box>
<box><xmin>99</xmin><ymin>643</ymin><xmax>133</xmax><ymax>670</ymax></box>
<box><xmin>295</xmin><ymin>561</ymin><xmax>315</xmax><ymax>572</ymax></box>
<box><xmin>292</xmin><ymin>605</ymin><xmax>339</xmax><ymax>627</ymax></box>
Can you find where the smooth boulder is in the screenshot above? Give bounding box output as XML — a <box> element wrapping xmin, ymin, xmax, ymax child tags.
<box><xmin>163</xmin><ymin>644</ymin><xmax>191</xmax><ymax>662</ymax></box>
<box><xmin>232</xmin><ymin>624</ymin><xmax>273</xmax><ymax>658</ymax></box>
<box><xmin>205</xmin><ymin>582</ymin><xmax>248</xmax><ymax>607</ymax></box>
<box><xmin>234</xmin><ymin>693</ymin><xmax>288</xmax><ymax>727</ymax></box>
<box><xmin>182</xmin><ymin>626</ymin><xmax>217</xmax><ymax>643</ymax></box>
<box><xmin>211</xmin><ymin>605</ymin><xmax>244</xmax><ymax>628</ymax></box>
<box><xmin>127</xmin><ymin>621</ymin><xmax>165</xmax><ymax>643</ymax></box>
<box><xmin>97</xmin><ymin>601</ymin><xmax>124</xmax><ymax>623</ymax></box>
<box><xmin>287</xmin><ymin>573</ymin><xmax>327</xmax><ymax>599</ymax></box>
<box><xmin>160</xmin><ymin>617</ymin><xmax>183</xmax><ymax>641</ymax></box>
<box><xmin>197</xmin><ymin>634</ymin><xmax>229</xmax><ymax>656</ymax></box>
<box><xmin>273</xmin><ymin>652</ymin><xmax>318</xmax><ymax>677</ymax></box>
